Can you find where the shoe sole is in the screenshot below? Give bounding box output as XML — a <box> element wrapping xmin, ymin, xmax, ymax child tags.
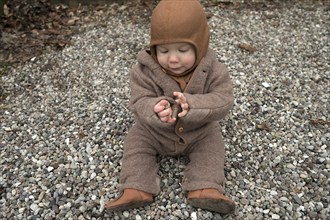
<box><xmin>188</xmin><ymin>198</ymin><xmax>235</xmax><ymax>214</ymax></box>
<box><xmin>105</xmin><ymin>200</ymin><xmax>153</xmax><ymax>212</ymax></box>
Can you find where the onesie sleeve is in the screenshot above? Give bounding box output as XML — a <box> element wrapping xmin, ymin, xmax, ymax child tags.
<box><xmin>182</xmin><ymin>62</ymin><xmax>234</xmax><ymax>124</ymax></box>
<box><xmin>129</xmin><ymin>64</ymin><xmax>174</xmax><ymax>126</ymax></box>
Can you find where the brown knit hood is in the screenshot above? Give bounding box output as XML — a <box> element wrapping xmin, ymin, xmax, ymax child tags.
<box><xmin>150</xmin><ymin>0</ymin><xmax>210</xmax><ymax>76</ymax></box>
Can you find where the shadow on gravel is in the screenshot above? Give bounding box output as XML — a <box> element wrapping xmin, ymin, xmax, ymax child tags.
<box><xmin>0</xmin><ymin>0</ymin><xmax>151</xmax><ymax>102</ymax></box>
<box><xmin>1</xmin><ymin>0</ymin><xmax>327</xmax><ymax>65</ymax></box>
<box><xmin>0</xmin><ymin>0</ymin><xmax>328</xmax><ymax>100</ymax></box>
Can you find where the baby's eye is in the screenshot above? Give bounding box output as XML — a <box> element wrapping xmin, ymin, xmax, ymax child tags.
<box><xmin>159</xmin><ymin>50</ymin><xmax>168</xmax><ymax>54</ymax></box>
<box><xmin>179</xmin><ymin>48</ymin><xmax>189</xmax><ymax>53</ymax></box>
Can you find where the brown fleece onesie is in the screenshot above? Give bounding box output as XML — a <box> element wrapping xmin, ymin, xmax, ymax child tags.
<box><xmin>118</xmin><ymin>0</ymin><xmax>234</xmax><ymax>195</ymax></box>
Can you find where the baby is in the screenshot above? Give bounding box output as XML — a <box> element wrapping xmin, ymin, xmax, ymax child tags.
<box><xmin>105</xmin><ymin>0</ymin><xmax>235</xmax><ymax>214</ymax></box>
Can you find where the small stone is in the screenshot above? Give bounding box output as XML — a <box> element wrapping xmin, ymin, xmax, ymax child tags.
<box><xmin>118</xmin><ymin>5</ymin><xmax>127</xmax><ymax>11</ymax></box>
<box><xmin>173</xmin><ymin>210</ymin><xmax>183</xmax><ymax>218</ymax></box>
<box><xmin>169</xmin><ymin>191</ymin><xmax>175</xmax><ymax>199</ymax></box>
<box><xmin>191</xmin><ymin>212</ymin><xmax>197</xmax><ymax>220</ymax></box>
<box><xmin>293</xmin><ymin>195</ymin><xmax>302</xmax><ymax>205</ymax></box>
<box><xmin>79</xmin><ymin>205</ymin><xmax>86</xmax><ymax>212</ymax></box>
<box><xmin>286</xmin><ymin>205</ymin><xmax>293</xmax><ymax>212</ymax></box>
<box><xmin>286</xmin><ymin>164</ymin><xmax>295</xmax><ymax>169</ymax></box>
<box><xmin>4</xmin><ymin>127</ymin><xmax>12</xmax><ymax>131</ymax></box>
<box><xmin>81</xmin><ymin>170</ymin><xmax>88</xmax><ymax>179</ymax></box>
<box><xmin>315</xmin><ymin>202</ymin><xmax>324</xmax><ymax>211</ymax></box>
<box><xmin>159</xmin><ymin>206</ymin><xmax>166</xmax><ymax>211</ymax></box>
<box><xmin>123</xmin><ymin>211</ymin><xmax>129</xmax><ymax>218</ymax></box>
<box><xmin>280</xmin><ymin>197</ymin><xmax>289</xmax><ymax>202</ymax></box>
<box><xmin>30</xmin><ymin>203</ymin><xmax>39</xmax><ymax>212</ymax></box>
<box><xmin>262</xmin><ymin>82</ymin><xmax>271</xmax><ymax>88</ymax></box>
<box><xmin>308</xmin><ymin>211</ymin><xmax>318</xmax><ymax>218</ymax></box>
<box><xmin>300</xmin><ymin>173</ymin><xmax>308</xmax><ymax>178</ymax></box>
<box><xmin>291</xmin><ymin>101</ymin><xmax>299</xmax><ymax>106</ymax></box>
<box><xmin>273</xmin><ymin>156</ymin><xmax>281</xmax><ymax>166</ymax></box>
<box><xmin>272</xmin><ymin>214</ymin><xmax>280</xmax><ymax>219</ymax></box>
<box><xmin>52</xmin><ymin>205</ymin><xmax>60</xmax><ymax>214</ymax></box>
<box><xmin>306</xmin><ymin>145</ymin><xmax>314</xmax><ymax>150</ymax></box>
<box><xmin>90</xmin><ymin>172</ymin><xmax>97</xmax><ymax>180</ymax></box>
<box><xmin>11</xmin><ymin>189</ymin><xmax>17</xmax><ymax>196</ymax></box>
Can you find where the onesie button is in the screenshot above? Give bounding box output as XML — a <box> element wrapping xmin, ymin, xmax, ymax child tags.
<box><xmin>178</xmin><ymin>127</ymin><xmax>184</xmax><ymax>133</ymax></box>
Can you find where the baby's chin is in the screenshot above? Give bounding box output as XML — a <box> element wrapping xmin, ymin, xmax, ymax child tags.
<box><xmin>168</xmin><ymin>68</ymin><xmax>186</xmax><ymax>75</ymax></box>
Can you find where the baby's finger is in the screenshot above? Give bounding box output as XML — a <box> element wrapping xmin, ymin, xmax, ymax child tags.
<box><xmin>160</xmin><ymin>116</ymin><xmax>169</xmax><ymax>122</ymax></box>
<box><xmin>167</xmin><ymin>117</ymin><xmax>177</xmax><ymax>123</ymax></box>
<box><xmin>154</xmin><ymin>104</ymin><xmax>164</xmax><ymax>113</ymax></box>
<box><xmin>173</xmin><ymin>92</ymin><xmax>184</xmax><ymax>101</ymax></box>
<box><xmin>154</xmin><ymin>100</ymin><xmax>169</xmax><ymax>113</ymax></box>
<box><xmin>158</xmin><ymin>108</ymin><xmax>171</xmax><ymax>117</ymax></box>
<box><xmin>178</xmin><ymin>109</ymin><xmax>188</xmax><ymax>118</ymax></box>
<box><xmin>181</xmin><ymin>103</ymin><xmax>189</xmax><ymax>111</ymax></box>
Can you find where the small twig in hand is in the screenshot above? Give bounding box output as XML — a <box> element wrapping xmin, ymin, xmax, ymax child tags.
<box><xmin>171</xmin><ymin>104</ymin><xmax>182</xmax><ymax>119</ymax></box>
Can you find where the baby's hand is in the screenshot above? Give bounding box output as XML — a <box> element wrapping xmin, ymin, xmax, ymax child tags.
<box><xmin>154</xmin><ymin>100</ymin><xmax>176</xmax><ymax>123</ymax></box>
<box><xmin>173</xmin><ymin>92</ymin><xmax>189</xmax><ymax>117</ymax></box>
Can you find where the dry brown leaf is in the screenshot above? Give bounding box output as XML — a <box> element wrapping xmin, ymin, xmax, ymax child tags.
<box><xmin>238</xmin><ymin>43</ymin><xmax>257</xmax><ymax>53</ymax></box>
<box><xmin>310</xmin><ymin>119</ymin><xmax>330</xmax><ymax>126</ymax></box>
<box><xmin>31</xmin><ymin>29</ymin><xmax>39</xmax><ymax>36</ymax></box>
<box><xmin>256</xmin><ymin>122</ymin><xmax>271</xmax><ymax>131</ymax></box>
<box><xmin>3</xmin><ymin>4</ymin><xmax>10</xmax><ymax>17</ymax></box>
<box><xmin>246</xmin><ymin>96</ymin><xmax>253</xmax><ymax>101</ymax></box>
<box><xmin>67</xmin><ymin>17</ymin><xmax>80</xmax><ymax>26</ymax></box>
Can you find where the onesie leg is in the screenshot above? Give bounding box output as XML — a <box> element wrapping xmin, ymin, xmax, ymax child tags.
<box><xmin>183</xmin><ymin>129</ymin><xmax>235</xmax><ymax>214</ymax></box>
<box><xmin>119</xmin><ymin>125</ymin><xmax>161</xmax><ymax>195</ymax></box>
<box><xmin>183</xmin><ymin>128</ymin><xmax>226</xmax><ymax>193</ymax></box>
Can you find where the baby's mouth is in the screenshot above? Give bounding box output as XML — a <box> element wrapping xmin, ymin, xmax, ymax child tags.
<box><xmin>169</xmin><ymin>67</ymin><xmax>181</xmax><ymax>72</ymax></box>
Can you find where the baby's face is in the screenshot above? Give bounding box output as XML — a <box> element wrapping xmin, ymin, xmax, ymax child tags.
<box><xmin>156</xmin><ymin>42</ymin><xmax>196</xmax><ymax>75</ymax></box>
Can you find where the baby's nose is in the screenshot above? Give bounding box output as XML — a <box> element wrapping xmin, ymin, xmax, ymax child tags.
<box><xmin>168</xmin><ymin>53</ymin><xmax>179</xmax><ymax>62</ymax></box>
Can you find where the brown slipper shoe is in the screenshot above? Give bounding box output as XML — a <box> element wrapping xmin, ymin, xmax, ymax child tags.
<box><xmin>105</xmin><ymin>188</ymin><xmax>153</xmax><ymax>211</ymax></box>
<box><xmin>188</xmin><ymin>188</ymin><xmax>235</xmax><ymax>214</ymax></box>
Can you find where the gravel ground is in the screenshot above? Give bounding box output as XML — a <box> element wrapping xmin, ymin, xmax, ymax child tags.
<box><xmin>1</xmin><ymin>1</ymin><xmax>329</xmax><ymax>219</ymax></box>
